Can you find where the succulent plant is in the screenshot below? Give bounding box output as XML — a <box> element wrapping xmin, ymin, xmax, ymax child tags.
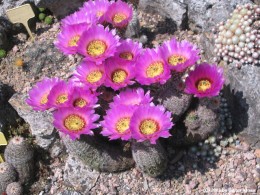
<box><xmin>4</xmin><ymin>136</ymin><xmax>34</xmax><ymax>184</ymax></box>
<box><xmin>131</xmin><ymin>140</ymin><xmax>168</xmax><ymax>177</ymax></box>
<box><xmin>0</xmin><ymin>162</ymin><xmax>17</xmax><ymax>194</ymax></box>
<box><xmin>6</xmin><ymin>182</ymin><xmax>23</xmax><ymax>195</ymax></box>
<box><xmin>214</xmin><ymin>4</ymin><xmax>260</xmax><ymax>67</ymax></box>
<box><xmin>39</xmin><ymin>13</ymin><xmax>46</xmax><ymax>21</ymax></box>
<box><xmin>61</xmin><ymin>134</ymin><xmax>135</xmax><ymax>172</ymax></box>
<box><xmin>44</xmin><ymin>16</ymin><xmax>53</xmax><ymax>25</ymax></box>
<box><xmin>0</xmin><ymin>49</ymin><xmax>6</xmax><ymax>58</ymax></box>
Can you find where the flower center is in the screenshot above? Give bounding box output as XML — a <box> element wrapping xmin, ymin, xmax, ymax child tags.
<box><xmin>64</xmin><ymin>114</ymin><xmax>86</xmax><ymax>132</ymax></box>
<box><xmin>56</xmin><ymin>94</ymin><xmax>68</xmax><ymax>104</ymax></box>
<box><xmin>112</xmin><ymin>69</ymin><xmax>127</xmax><ymax>83</ymax></box>
<box><xmin>116</xmin><ymin>117</ymin><xmax>130</xmax><ymax>133</ymax></box>
<box><xmin>139</xmin><ymin>119</ymin><xmax>159</xmax><ymax>135</ymax></box>
<box><xmin>119</xmin><ymin>52</ymin><xmax>133</xmax><ymax>60</ymax></box>
<box><xmin>146</xmin><ymin>62</ymin><xmax>164</xmax><ymax>78</ymax></box>
<box><xmin>68</xmin><ymin>35</ymin><xmax>80</xmax><ymax>47</ymax></box>
<box><xmin>40</xmin><ymin>93</ymin><xmax>48</xmax><ymax>105</ymax></box>
<box><xmin>86</xmin><ymin>70</ymin><xmax>103</xmax><ymax>83</ymax></box>
<box><xmin>113</xmin><ymin>13</ymin><xmax>127</xmax><ymax>23</ymax></box>
<box><xmin>197</xmin><ymin>79</ymin><xmax>211</xmax><ymax>91</ymax></box>
<box><xmin>96</xmin><ymin>11</ymin><xmax>104</xmax><ymax>17</ymax></box>
<box><xmin>87</xmin><ymin>40</ymin><xmax>107</xmax><ymax>57</ymax></box>
<box><xmin>73</xmin><ymin>98</ymin><xmax>87</xmax><ymax>108</ymax></box>
<box><xmin>168</xmin><ymin>55</ymin><xmax>187</xmax><ymax>66</ymax></box>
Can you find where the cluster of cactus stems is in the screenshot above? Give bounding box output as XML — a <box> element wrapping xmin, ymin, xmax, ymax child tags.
<box><xmin>25</xmin><ymin>0</ymin><xmax>228</xmax><ymax>177</ymax></box>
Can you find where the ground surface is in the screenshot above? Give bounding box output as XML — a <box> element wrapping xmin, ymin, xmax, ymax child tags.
<box><xmin>0</xmin><ymin>10</ymin><xmax>259</xmax><ymax>195</ymax></box>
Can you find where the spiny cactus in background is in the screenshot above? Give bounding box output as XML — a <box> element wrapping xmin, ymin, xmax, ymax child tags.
<box><xmin>131</xmin><ymin>141</ymin><xmax>168</xmax><ymax>177</ymax></box>
<box><xmin>0</xmin><ymin>162</ymin><xmax>17</xmax><ymax>194</ymax></box>
<box><xmin>4</xmin><ymin>136</ymin><xmax>34</xmax><ymax>184</ymax></box>
<box><xmin>125</xmin><ymin>8</ymin><xmax>140</xmax><ymax>38</ymax></box>
<box><xmin>61</xmin><ymin>134</ymin><xmax>135</xmax><ymax>172</ymax></box>
<box><xmin>214</xmin><ymin>4</ymin><xmax>260</xmax><ymax>67</ymax></box>
<box><xmin>6</xmin><ymin>182</ymin><xmax>23</xmax><ymax>195</ymax></box>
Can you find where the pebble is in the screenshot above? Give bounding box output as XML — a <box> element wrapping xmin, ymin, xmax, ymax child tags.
<box><xmin>244</xmin><ymin>152</ymin><xmax>255</xmax><ymax>160</ymax></box>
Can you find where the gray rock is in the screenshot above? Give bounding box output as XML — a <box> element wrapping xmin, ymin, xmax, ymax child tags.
<box><xmin>125</xmin><ymin>9</ymin><xmax>140</xmax><ymax>38</ymax></box>
<box><xmin>224</xmin><ymin>64</ymin><xmax>260</xmax><ymax>148</ymax></box>
<box><xmin>185</xmin><ymin>0</ymin><xmax>252</xmax><ymax>31</ymax></box>
<box><xmin>139</xmin><ymin>0</ymin><xmax>188</xmax><ymax>29</ymax></box>
<box><xmin>9</xmin><ymin>93</ymin><xmax>56</xmax><ymax>149</ymax></box>
<box><xmin>57</xmin><ymin>191</ymin><xmax>82</xmax><ymax>195</ymax></box>
<box><xmin>64</xmin><ymin>155</ymin><xmax>100</xmax><ymax>194</ymax></box>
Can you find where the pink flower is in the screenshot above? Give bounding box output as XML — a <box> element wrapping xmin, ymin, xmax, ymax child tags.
<box><xmin>100</xmin><ymin>105</ymin><xmax>135</xmax><ymax>140</ymax></box>
<box><xmin>185</xmin><ymin>63</ymin><xmax>225</xmax><ymax>98</ymax></box>
<box><xmin>104</xmin><ymin>57</ymin><xmax>135</xmax><ymax>90</ymax></box>
<box><xmin>160</xmin><ymin>38</ymin><xmax>200</xmax><ymax>72</ymax></box>
<box><xmin>53</xmin><ymin>107</ymin><xmax>99</xmax><ymax>140</ymax></box>
<box><xmin>80</xmin><ymin>0</ymin><xmax>111</xmax><ymax>24</ymax></box>
<box><xmin>61</xmin><ymin>10</ymin><xmax>97</xmax><ymax>27</ymax></box>
<box><xmin>135</xmin><ymin>48</ymin><xmax>171</xmax><ymax>85</ymax></box>
<box><xmin>26</xmin><ymin>77</ymin><xmax>61</xmax><ymax>111</ymax></box>
<box><xmin>69</xmin><ymin>86</ymin><xmax>99</xmax><ymax>109</ymax></box>
<box><xmin>77</xmin><ymin>25</ymin><xmax>120</xmax><ymax>64</ymax></box>
<box><xmin>105</xmin><ymin>0</ymin><xmax>133</xmax><ymax>28</ymax></box>
<box><xmin>47</xmin><ymin>80</ymin><xmax>73</xmax><ymax>109</ymax></box>
<box><xmin>110</xmin><ymin>88</ymin><xmax>152</xmax><ymax>108</ymax></box>
<box><xmin>130</xmin><ymin>105</ymin><xmax>173</xmax><ymax>144</ymax></box>
<box><xmin>73</xmin><ymin>61</ymin><xmax>106</xmax><ymax>90</ymax></box>
<box><xmin>55</xmin><ymin>23</ymin><xmax>88</xmax><ymax>55</ymax></box>
<box><xmin>114</xmin><ymin>39</ymin><xmax>142</xmax><ymax>64</ymax></box>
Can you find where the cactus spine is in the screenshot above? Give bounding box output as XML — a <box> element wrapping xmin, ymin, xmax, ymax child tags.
<box><xmin>6</xmin><ymin>182</ymin><xmax>23</xmax><ymax>195</ymax></box>
<box><xmin>0</xmin><ymin>162</ymin><xmax>17</xmax><ymax>194</ymax></box>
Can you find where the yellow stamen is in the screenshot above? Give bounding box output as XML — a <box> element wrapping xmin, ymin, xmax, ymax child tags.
<box><xmin>139</xmin><ymin>119</ymin><xmax>159</xmax><ymax>135</ymax></box>
<box><xmin>197</xmin><ymin>79</ymin><xmax>211</xmax><ymax>91</ymax></box>
<box><xmin>146</xmin><ymin>62</ymin><xmax>164</xmax><ymax>78</ymax></box>
<box><xmin>64</xmin><ymin>114</ymin><xmax>86</xmax><ymax>132</ymax></box>
<box><xmin>119</xmin><ymin>52</ymin><xmax>133</xmax><ymax>60</ymax></box>
<box><xmin>40</xmin><ymin>94</ymin><xmax>48</xmax><ymax>105</ymax></box>
<box><xmin>68</xmin><ymin>35</ymin><xmax>80</xmax><ymax>47</ymax></box>
<box><xmin>116</xmin><ymin>117</ymin><xmax>130</xmax><ymax>133</ymax></box>
<box><xmin>56</xmin><ymin>94</ymin><xmax>68</xmax><ymax>104</ymax></box>
<box><xmin>87</xmin><ymin>40</ymin><xmax>107</xmax><ymax>57</ymax></box>
<box><xmin>168</xmin><ymin>55</ymin><xmax>187</xmax><ymax>66</ymax></box>
<box><xmin>86</xmin><ymin>70</ymin><xmax>103</xmax><ymax>83</ymax></box>
<box><xmin>112</xmin><ymin>69</ymin><xmax>127</xmax><ymax>83</ymax></box>
<box><xmin>113</xmin><ymin>13</ymin><xmax>127</xmax><ymax>23</ymax></box>
<box><xmin>73</xmin><ymin>98</ymin><xmax>87</xmax><ymax>108</ymax></box>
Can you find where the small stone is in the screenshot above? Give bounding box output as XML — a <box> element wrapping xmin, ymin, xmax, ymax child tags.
<box><xmin>220</xmin><ymin>140</ymin><xmax>228</xmax><ymax>147</ymax></box>
<box><xmin>214</xmin><ymin>181</ymin><xmax>222</xmax><ymax>188</ymax></box>
<box><xmin>189</xmin><ymin>180</ymin><xmax>199</xmax><ymax>189</ymax></box>
<box><xmin>254</xmin><ymin>149</ymin><xmax>260</xmax><ymax>158</ymax></box>
<box><xmin>244</xmin><ymin>153</ymin><xmax>255</xmax><ymax>160</ymax></box>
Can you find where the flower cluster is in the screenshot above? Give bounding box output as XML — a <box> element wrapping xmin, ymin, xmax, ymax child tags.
<box><xmin>27</xmin><ymin>0</ymin><xmax>225</xmax><ymax>143</ymax></box>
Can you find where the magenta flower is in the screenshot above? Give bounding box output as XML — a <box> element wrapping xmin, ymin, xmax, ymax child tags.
<box><xmin>105</xmin><ymin>0</ymin><xmax>133</xmax><ymax>28</ymax></box>
<box><xmin>73</xmin><ymin>61</ymin><xmax>106</xmax><ymax>90</ymax></box>
<box><xmin>77</xmin><ymin>25</ymin><xmax>120</xmax><ymax>64</ymax></box>
<box><xmin>80</xmin><ymin>0</ymin><xmax>111</xmax><ymax>24</ymax></box>
<box><xmin>61</xmin><ymin>10</ymin><xmax>97</xmax><ymax>27</ymax></box>
<box><xmin>69</xmin><ymin>86</ymin><xmax>99</xmax><ymax>109</ymax></box>
<box><xmin>110</xmin><ymin>88</ymin><xmax>152</xmax><ymax>108</ymax></box>
<box><xmin>53</xmin><ymin>107</ymin><xmax>99</xmax><ymax>140</ymax></box>
<box><xmin>114</xmin><ymin>39</ymin><xmax>142</xmax><ymax>64</ymax></box>
<box><xmin>160</xmin><ymin>38</ymin><xmax>200</xmax><ymax>72</ymax></box>
<box><xmin>135</xmin><ymin>48</ymin><xmax>171</xmax><ymax>85</ymax></box>
<box><xmin>47</xmin><ymin>80</ymin><xmax>73</xmax><ymax>109</ymax></box>
<box><xmin>55</xmin><ymin>23</ymin><xmax>88</xmax><ymax>55</ymax></box>
<box><xmin>26</xmin><ymin>77</ymin><xmax>61</xmax><ymax>111</ymax></box>
<box><xmin>104</xmin><ymin>57</ymin><xmax>135</xmax><ymax>90</ymax></box>
<box><xmin>185</xmin><ymin>63</ymin><xmax>225</xmax><ymax>98</ymax></box>
<box><xmin>130</xmin><ymin>105</ymin><xmax>173</xmax><ymax>144</ymax></box>
<box><xmin>101</xmin><ymin>105</ymin><xmax>135</xmax><ymax>140</ymax></box>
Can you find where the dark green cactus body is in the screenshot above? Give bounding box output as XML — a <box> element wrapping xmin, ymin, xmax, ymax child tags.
<box><xmin>6</xmin><ymin>182</ymin><xmax>23</xmax><ymax>195</ymax></box>
<box><xmin>0</xmin><ymin>162</ymin><xmax>17</xmax><ymax>194</ymax></box>
<box><xmin>4</xmin><ymin>137</ymin><xmax>34</xmax><ymax>184</ymax></box>
<box><xmin>62</xmin><ymin>134</ymin><xmax>135</xmax><ymax>172</ymax></box>
<box><xmin>131</xmin><ymin>141</ymin><xmax>168</xmax><ymax>177</ymax></box>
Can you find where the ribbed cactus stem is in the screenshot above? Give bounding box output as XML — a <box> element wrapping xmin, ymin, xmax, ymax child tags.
<box><xmin>4</xmin><ymin>136</ymin><xmax>34</xmax><ymax>184</ymax></box>
<box><xmin>0</xmin><ymin>162</ymin><xmax>17</xmax><ymax>194</ymax></box>
<box><xmin>6</xmin><ymin>182</ymin><xmax>23</xmax><ymax>195</ymax></box>
<box><xmin>131</xmin><ymin>140</ymin><xmax>168</xmax><ymax>177</ymax></box>
<box><xmin>61</xmin><ymin>134</ymin><xmax>135</xmax><ymax>172</ymax></box>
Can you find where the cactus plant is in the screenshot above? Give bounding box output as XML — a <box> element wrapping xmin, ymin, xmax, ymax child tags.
<box><xmin>0</xmin><ymin>162</ymin><xmax>17</xmax><ymax>194</ymax></box>
<box><xmin>131</xmin><ymin>140</ymin><xmax>168</xmax><ymax>177</ymax></box>
<box><xmin>6</xmin><ymin>182</ymin><xmax>23</xmax><ymax>195</ymax></box>
<box><xmin>4</xmin><ymin>136</ymin><xmax>34</xmax><ymax>184</ymax></box>
<box><xmin>44</xmin><ymin>16</ymin><xmax>53</xmax><ymax>25</ymax></box>
<box><xmin>61</xmin><ymin>134</ymin><xmax>135</xmax><ymax>172</ymax></box>
<box><xmin>0</xmin><ymin>49</ymin><xmax>6</xmax><ymax>58</ymax></box>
